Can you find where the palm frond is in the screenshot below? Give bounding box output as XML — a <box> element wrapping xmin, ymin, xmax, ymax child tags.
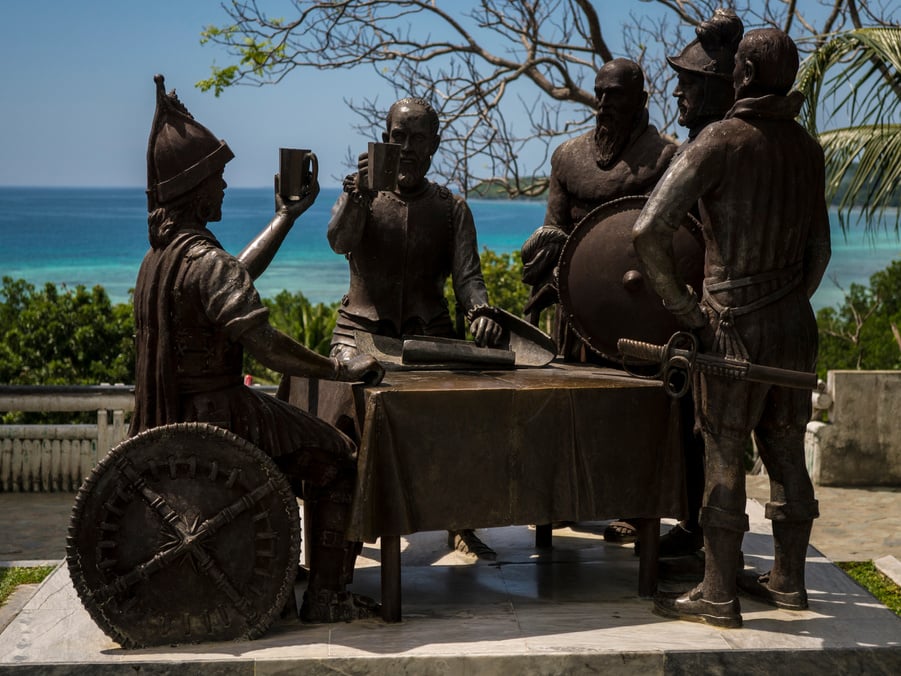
<box><xmin>797</xmin><ymin>27</ymin><xmax>901</xmax><ymax>232</ymax></box>
<box><xmin>798</xmin><ymin>26</ymin><xmax>901</xmax><ymax>134</ymax></box>
<box><xmin>818</xmin><ymin>124</ymin><xmax>901</xmax><ymax>230</ymax></box>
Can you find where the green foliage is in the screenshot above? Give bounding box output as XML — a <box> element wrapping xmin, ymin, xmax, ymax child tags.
<box><xmin>477</xmin><ymin>248</ymin><xmax>530</xmax><ymax>318</ymax></box>
<box><xmin>816</xmin><ymin>259</ymin><xmax>901</xmax><ymax>376</ymax></box>
<box><xmin>243</xmin><ymin>290</ymin><xmax>339</xmax><ymax>383</ymax></box>
<box><xmin>0</xmin><ymin>566</ymin><xmax>54</xmax><ymax>607</ymax></box>
<box><xmin>0</xmin><ymin>251</ymin><xmax>527</xmax><ymax>393</ymax></box>
<box><xmin>444</xmin><ymin>247</ymin><xmax>531</xmax><ymax>336</ymax></box>
<box><xmin>838</xmin><ymin>561</ymin><xmax>901</xmax><ymax>617</ymax></box>
<box><xmin>197</xmin><ymin>23</ymin><xmax>287</xmax><ymax>97</ymax></box>
<box><xmin>0</xmin><ymin>277</ymin><xmax>135</xmax><ymax>387</ymax></box>
<box><xmin>0</xmin><ymin>277</ymin><xmax>135</xmax><ymax>424</ymax></box>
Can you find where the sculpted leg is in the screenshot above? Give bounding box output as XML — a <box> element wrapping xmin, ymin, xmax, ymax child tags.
<box><xmin>300</xmin><ymin>477</ymin><xmax>380</xmax><ymax>622</ymax></box>
<box><xmin>655</xmin><ymin>428</ymin><xmax>748</xmax><ymax>628</ymax></box>
<box><xmin>737</xmin><ymin>427</ymin><xmax>817</xmax><ymax>609</ymax></box>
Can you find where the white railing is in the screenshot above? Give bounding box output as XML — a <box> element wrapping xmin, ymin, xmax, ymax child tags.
<box><xmin>0</xmin><ymin>383</ymin><xmax>279</xmax><ymax>492</ymax></box>
<box><xmin>0</xmin><ymin>385</ymin><xmax>133</xmax><ymax>492</ymax></box>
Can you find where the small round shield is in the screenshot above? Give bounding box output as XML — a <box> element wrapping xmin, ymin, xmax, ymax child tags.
<box><xmin>66</xmin><ymin>422</ymin><xmax>301</xmax><ymax>648</ymax></box>
<box><xmin>557</xmin><ymin>195</ymin><xmax>705</xmax><ymax>362</ymax></box>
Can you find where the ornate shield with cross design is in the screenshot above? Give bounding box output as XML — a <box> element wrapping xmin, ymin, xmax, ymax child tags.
<box><xmin>66</xmin><ymin>422</ymin><xmax>301</xmax><ymax>648</ymax></box>
<box><xmin>557</xmin><ymin>195</ymin><xmax>706</xmax><ymax>363</ymax></box>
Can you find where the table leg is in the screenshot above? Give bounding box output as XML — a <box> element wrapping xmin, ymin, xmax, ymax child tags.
<box><xmin>380</xmin><ymin>535</ymin><xmax>402</xmax><ymax>622</ymax></box>
<box><xmin>535</xmin><ymin>523</ymin><xmax>553</xmax><ymax>548</ymax></box>
<box><xmin>636</xmin><ymin>518</ymin><xmax>660</xmax><ymax>598</ymax></box>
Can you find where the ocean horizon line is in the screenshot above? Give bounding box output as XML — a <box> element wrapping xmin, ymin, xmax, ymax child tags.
<box><xmin>2</xmin><ymin>186</ymin><xmax>900</xmax><ymax>313</ymax></box>
<box><xmin>3</xmin><ymin>185</ymin><xmax>899</xmax><ymax>212</ymax></box>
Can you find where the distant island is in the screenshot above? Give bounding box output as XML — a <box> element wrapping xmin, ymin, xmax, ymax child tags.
<box><xmin>468</xmin><ymin>164</ymin><xmax>901</xmax><ymax>208</ymax></box>
<box><xmin>467</xmin><ymin>177</ymin><xmax>549</xmax><ymax>201</ymax></box>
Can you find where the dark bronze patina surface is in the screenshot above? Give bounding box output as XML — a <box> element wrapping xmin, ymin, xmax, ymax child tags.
<box><xmin>520</xmin><ymin>59</ymin><xmax>677</xmax><ymax>356</ymax></box>
<box><xmin>327</xmin><ymin>96</ymin><xmax>503</xmax><ymax>358</ymax></box>
<box><xmin>634</xmin><ymin>28</ymin><xmax>831</xmax><ymax>628</ymax></box>
<box><xmin>558</xmin><ymin>195</ymin><xmax>704</xmax><ymax>363</ymax></box>
<box><xmin>67</xmin><ymin>74</ymin><xmax>384</xmax><ymax>647</ymax></box>
<box><xmin>66</xmin><ymin>423</ymin><xmax>300</xmax><ymax>648</ymax></box>
<box><xmin>286</xmin><ymin>364</ymin><xmax>686</xmax><ymax>621</ymax></box>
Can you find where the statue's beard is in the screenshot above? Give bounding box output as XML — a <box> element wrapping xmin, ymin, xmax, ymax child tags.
<box><xmin>397</xmin><ymin>158</ymin><xmax>430</xmax><ymax>190</ymax></box>
<box><xmin>594</xmin><ymin>116</ymin><xmax>631</xmax><ymax>168</ymax></box>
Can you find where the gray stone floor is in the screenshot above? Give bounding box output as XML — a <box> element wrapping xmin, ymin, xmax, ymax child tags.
<box><xmin>3</xmin><ymin>476</ymin><xmax>900</xmax><ymax>565</ymax></box>
<box><xmin>1</xmin><ymin>490</ymin><xmax>900</xmax><ymax>673</ymax></box>
<box><xmin>745</xmin><ymin>474</ymin><xmax>901</xmax><ymax>563</ymax></box>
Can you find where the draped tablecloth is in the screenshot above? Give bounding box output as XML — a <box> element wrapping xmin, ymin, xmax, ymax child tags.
<box><xmin>285</xmin><ymin>363</ymin><xmax>686</xmax><ymax>543</ymax></box>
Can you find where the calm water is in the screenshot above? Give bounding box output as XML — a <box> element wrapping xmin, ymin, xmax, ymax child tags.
<box><xmin>1</xmin><ymin>186</ymin><xmax>898</xmax><ymax>312</ymax></box>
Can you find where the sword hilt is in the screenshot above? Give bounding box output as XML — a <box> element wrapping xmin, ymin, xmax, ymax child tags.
<box><xmin>617</xmin><ymin>337</ymin><xmax>667</xmax><ymax>363</ymax></box>
<box><xmin>618</xmin><ymin>332</ymin><xmax>699</xmax><ymax>398</ymax></box>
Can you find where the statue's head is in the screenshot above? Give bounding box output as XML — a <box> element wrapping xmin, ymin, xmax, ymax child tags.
<box><xmin>146</xmin><ymin>75</ymin><xmax>232</xmax><ymax>247</ymax></box>
<box><xmin>667</xmin><ymin>9</ymin><xmax>744</xmax><ymax>132</ymax></box>
<box><xmin>383</xmin><ymin>97</ymin><xmax>441</xmax><ymax>191</ymax></box>
<box><xmin>146</xmin><ymin>74</ymin><xmax>233</xmax><ymax>213</ymax></box>
<box><xmin>593</xmin><ymin>59</ymin><xmax>647</xmax><ymax>167</ymax></box>
<box><xmin>733</xmin><ymin>28</ymin><xmax>799</xmax><ymax>99</ymax></box>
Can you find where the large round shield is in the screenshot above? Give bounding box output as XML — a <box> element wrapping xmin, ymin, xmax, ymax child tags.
<box><xmin>67</xmin><ymin>422</ymin><xmax>301</xmax><ymax>648</ymax></box>
<box><xmin>557</xmin><ymin>195</ymin><xmax>705</xmax><ymax>362</ymax></box>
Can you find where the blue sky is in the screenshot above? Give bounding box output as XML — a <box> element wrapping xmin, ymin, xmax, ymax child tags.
<box><xmin>1</xmin><ymin>1</ymin><xmax>683</xmax><ymax>189</ymax></box>
<box><xmin>1</xmin><ymin>1</ymin><xmax>381</xmax><ymax>188</ymax></box>
<box><xmin>0</xmin><ymin>1</ymin><xmax>852</xmax><ymax>189</ymax></box>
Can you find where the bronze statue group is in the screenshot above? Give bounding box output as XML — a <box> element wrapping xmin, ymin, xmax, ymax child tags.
<box><xmin>69</xmin><ymin>8</ymin><xmax>830</xmax><ymax>644</ymax></box>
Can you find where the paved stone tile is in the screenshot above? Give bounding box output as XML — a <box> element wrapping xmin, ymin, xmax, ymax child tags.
<box><xmin>746</xmin><ymin>474</ymin><xmax>901</xmax><ymax>562</ymax></box>
<box><xmin>0</xmin><ymin>493</ymin><xmax>73</xmax><ymax>562</ymax></box>
<box><xmin>1</xmin><ymin>500</ymin><xmax>899</xmax><ymax>674</ymax></box>
<box><xmin>875</xmin><ymin>555</ymin><xmax>901</xmax><ymax>587</ymax></box>
<box><xmin>1</xmin><ymin>481</ymin><xmax>900</xmax><ymax>672</ymax></box>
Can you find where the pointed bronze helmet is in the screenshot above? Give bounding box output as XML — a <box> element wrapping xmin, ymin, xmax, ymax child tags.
<box><xmin>666</xmin><ymin>8</ymin><xmax>744</xmax><ymax>80</ymax></box>
<box><xmin>146</xmin><ymin>74</ymin><xmax>234</xmax><ymax>210</ymax></box>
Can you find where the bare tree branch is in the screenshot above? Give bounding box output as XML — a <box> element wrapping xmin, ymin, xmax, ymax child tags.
<box><xmin>198</xmin><ymin>0</ymin><xmax>898</xmax><ymax>196</ymax></box>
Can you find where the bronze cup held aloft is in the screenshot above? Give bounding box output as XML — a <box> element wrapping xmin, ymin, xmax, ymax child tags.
<box><xmin>367</xmin><ymin>142</ymin><xmax>401</xmax><ymax>192</ymax></box>
<box><xmin>278</xmin><ymin>148</ymin><xmax>318</xmax><ymax>201</ymax></box>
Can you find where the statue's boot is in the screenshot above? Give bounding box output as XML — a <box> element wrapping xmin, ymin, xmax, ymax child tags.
<box><xmin>658</xmin><ymin>547</ymin><xmax>744</xmax><ymax>582</ymax></box>
<box><xmin>301</xmin><ymin>481</ymin><xmax>381</xmax><ymax>623</ymax></box>
<box><xmin>737</xmin><ymin>519</ymin><xmax>812</xmax><ymax>610</ymax></box>
<box><xmin>659</xmin><ymin>522</ymin><xmax>704</xmax><ymax>557</ymax></box>
<box><xmin>654</xmin><ymin>525</ymin><xmax>744</xmax><ymax>628</ymax></box>
<box><xmin>300</xmin><ymin>589</ymin><xmax>381</xmax><ymax>623</ymax></box>
<box><xmin>448</xmin><ymin>529</ymin><xmax>497</xmax><ymax>561</ymax></box>
<box><xmin>653</xmin><ymin>585</ymin><xmax>742</xmax><ymax>628</ymax></box>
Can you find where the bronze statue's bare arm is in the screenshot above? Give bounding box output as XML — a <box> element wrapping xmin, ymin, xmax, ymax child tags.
<box><xmin>448</xmin><ymin>199</ymin><xmax>502</xmax><ymax>347</ymax></box>
<box><xmin>238</xmin><ymin>181</ymin><xmax>320</xmax><ymax>280</ymax></box>
<box><xmin>542</xmin><ymin>160</ymin><xmax>573</xmax><ymax>232</ymax></box>
<box><xmin>633</xmin><ymin>152</ymin><xmax>712</xmax><ymax>329</ymax></box>
<box><xmin>241</xmin><ymin>323</ymin><xmax>384</xmax><ymax>384</ymax></box>
<box><xmin>327</xmin><ymin>155</ymin><xmax>373</xmax><ymax>254</ymax></box>
<box><xmin>520</xmin><ymin>157</ymin><xmax>570</xmax><ymax>286</ymax></box>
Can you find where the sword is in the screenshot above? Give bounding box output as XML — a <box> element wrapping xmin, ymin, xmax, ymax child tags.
<box><xmin>617</xmin><ymin>332</ymin><xmax>819</xmax><ymax>398</ymax></box>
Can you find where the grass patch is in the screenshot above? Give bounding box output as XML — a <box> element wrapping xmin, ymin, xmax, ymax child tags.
<box><xmin>838</xmin><ymin>561</ymin><xmax>901</xmax><ymax>616</ymax></box>
<box><xmin>0</xmin><ymin>566</ymin><xmax>54</xmax><ymax>607</ymax></box>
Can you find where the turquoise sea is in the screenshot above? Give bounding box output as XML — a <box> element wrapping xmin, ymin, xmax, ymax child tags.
<box><xmin>1</xmin><ymin>186</ymin><xmax>899</xmax><ymax>312</ymax></box>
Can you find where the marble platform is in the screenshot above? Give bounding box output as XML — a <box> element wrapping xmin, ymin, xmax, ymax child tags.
<box><xmin>1</xmin><ymin>499</ymin><xmax>899</xmax><ymax>675</ymax></box>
